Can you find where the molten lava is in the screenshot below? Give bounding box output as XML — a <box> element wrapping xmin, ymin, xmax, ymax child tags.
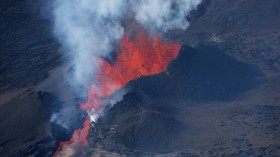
<box><xmin>53</xmin><ymin>119</ymin><xmax>90</xmax><ymax>157</ymax></box>
<box><xmin>82</xmin><ymin>32</ymin><xmax>181</xmax><ymax>110</ymax></box>
<box><xmin>53</xmin><ymin>32</ymin><xmax>181</xmax><ymax>156</ymax></box>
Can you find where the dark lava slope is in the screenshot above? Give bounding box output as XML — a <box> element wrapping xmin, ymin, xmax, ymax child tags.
<box><xmin>126</xmin><ymin>45</ymin><xmax>262</xmax><ymax>102</ymax></box>
<box><xmin>176</xmin><ymin>0</ymin><xmax>280</xmax><ymax>73</ymax></box>
<box><xmin>0</xmin><ymin>90</ymin><xmax>86</xmax><ymax>157</ymax></box>
<box><xmin>0</xmin><ymin>0</ymin><xmax>61</xmax><ymax>93</ymax></box>
<box><xmin>87</xmin><ymin>45</ymin><xmax>280</xmax><ymax>156</ymax></box>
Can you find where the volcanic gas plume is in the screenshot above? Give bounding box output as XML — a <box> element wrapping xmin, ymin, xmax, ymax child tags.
<box><xmin>53</xmin><ymin>32</ymin><xmax>180</xmax><ymax>156</ymax></box>
<box><xmin>51</xmin><ymin>0</ymin><xmax>201</xmax><ymax>156</ymax></box>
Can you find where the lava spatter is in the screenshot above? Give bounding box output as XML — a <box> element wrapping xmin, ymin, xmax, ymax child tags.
<box><xmin>85</xmin><ymin>32</ymin><xmax>180</xmax><ymax>109</ymax></box>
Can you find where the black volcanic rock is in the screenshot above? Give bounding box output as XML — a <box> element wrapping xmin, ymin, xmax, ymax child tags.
<box><xmin>128</xmin><ymin>45</ymin><xmax>262</xmax><ymax>102</ymax></box>
<box><xmin>0</xmin><ymin>0</ymin><xmax>61</xmax><ymax>93</ymax></box>
<box><xmin>0</xmin><ymin>91</ymin><xmax>49</xmax><ymax>156</ymax></box>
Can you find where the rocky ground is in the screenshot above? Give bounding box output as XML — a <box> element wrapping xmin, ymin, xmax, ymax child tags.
<box><xmin>175</xmin><ymin>0</ymin><xmax>280</xmax><ymax>74</ymax></box>
<box><xmin>0</xmin><ymin>0</ymin><xmax>69</xmax><ymax>156</ymax></box>
<box><xmin>0</xmin><ymin>0</ymin><xmax>62</xmax><ymax>93</ymax></box>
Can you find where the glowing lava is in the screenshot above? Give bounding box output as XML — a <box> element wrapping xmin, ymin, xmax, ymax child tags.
<box><xmin>53</xmin><ymin>32</ymin><xmax>181</xmax><ymax>156</ymax></box>
<box><xmin>53</xmin><ymin>119</ymin><xmax>90</xmax><ymax>157</ymax></box>
<box><xmin>82</xmin><ymin>32</ymin><xmax>181</xmax><ymax>110</ymax></box>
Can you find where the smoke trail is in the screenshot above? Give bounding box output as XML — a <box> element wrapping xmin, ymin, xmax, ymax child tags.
<box><xmin>53</xmin><ymin>0</ymin><xmax>202</xmax><ymax>92</ymax></box>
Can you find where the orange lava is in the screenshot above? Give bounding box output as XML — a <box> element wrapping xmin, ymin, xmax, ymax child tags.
<box><xmin>53</xmin><ymin>32</ymin><xmax>181</xmax><ymax>156</ymax></box>
<box><xmin>52</xmin><ymin>119</ymin><xmax>90</xmax><ymax>157</ymax></box>
<box><xmin>82</xmin><ymin>32</ymin><xmax>181</xmax><ymax>110</ymax></box>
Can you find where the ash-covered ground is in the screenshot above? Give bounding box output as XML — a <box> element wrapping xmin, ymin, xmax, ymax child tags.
<box><xmin>1</xmin><ymin>0</ymin><xmax>280</xmax><ymax>157</ymax></box>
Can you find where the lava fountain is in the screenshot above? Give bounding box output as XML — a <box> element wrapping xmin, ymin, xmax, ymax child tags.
<box><xmin>53</xmin><ymin>32</ymin><xmax>181</xmax><ymax>156</ymax></box>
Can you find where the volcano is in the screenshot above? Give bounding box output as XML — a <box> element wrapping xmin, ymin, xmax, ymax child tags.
<box><xmin>1</xmin><ymin>0</ymin><xmax>280</xmax><ymax>157</ymax></box>
<box><xmin>53</xmin><ymin>32</ymin><xmax>181</xmax><ymax>157</ymax></box>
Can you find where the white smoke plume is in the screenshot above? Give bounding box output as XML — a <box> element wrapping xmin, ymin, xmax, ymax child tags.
<box><xmin>134</xmin><ymin>0</ymin><xmax>202</xmax><ymax>32</ymax></box>
<box><xmin>53</xmin><ymin>0</ymin><xmax>126</xmax><ymax>89</ymax></box>
<box><xmin>53</xmin><ymin>0</ymin><xmax>202</xmax><ymax>91</ymax></box>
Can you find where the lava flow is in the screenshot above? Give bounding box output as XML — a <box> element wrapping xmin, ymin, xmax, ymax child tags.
<box><xmin>53</xmin><ymin>32</ymin><xmax>181</xmax><ymax>156</ymax></box>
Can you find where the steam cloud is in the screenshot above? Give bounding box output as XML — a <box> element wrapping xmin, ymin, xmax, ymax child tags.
<box><xmin>53</xmin><ymin>0</ymin><xmax>202</xmax><ymax>91</ymax></box>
